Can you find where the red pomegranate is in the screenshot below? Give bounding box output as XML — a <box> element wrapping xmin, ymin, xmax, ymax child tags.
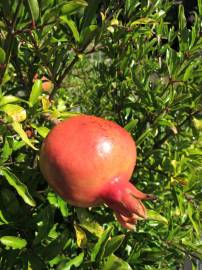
<box><xmin>40</xmin><ymin>115</ymin><xmax>152</xmax><ymax>229</ymax></box>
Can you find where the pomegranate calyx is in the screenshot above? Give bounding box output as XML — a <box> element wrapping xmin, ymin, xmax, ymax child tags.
<box><xmin>101</xmin><ymin>178</ymin><xmax>150</xmax><ymax>219</ymax></box>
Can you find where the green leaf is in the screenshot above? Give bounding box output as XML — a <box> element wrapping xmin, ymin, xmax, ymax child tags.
<box><xmin>103</xmin><ymin>254</ymin><xmax>132</xmax><ymax>270</ymax></box>
<box><xmin>76</xmin><ymin>208</ymin><xmax>103</xmax><ymax>237</ymax></box>
<box><xmin>80</xmin><ymin>25</ymin><xmax>98</xmax><ymax>48</ymax></box>
<box><xmin>91</xmin><ymin>226</ymin><xmax>113</xmax><ymax>262</ymax></box>
<box><xmin>57</xmin><ymin>196</ymin><xmax>69</xmax><ymax>218</ymax></box>
<box><xmin>0</xmin><ymin>167</ymin><xmax>36</xmax><ymax>207</ymax></box>
<box><xmin>104</xmin><ymin>234</ymin><xmax>125</xmax><ymax>257</ymax></box>
<box><xmin>12</xmin><ymin>122</ymin><xmax>38</xmax><ymax>150</ymax></box>
<box><xmin>136</xmin><ymin>128</ymin><xmax>152</xmax><ymax>145</ymax></box>
<box><xmin>187</xmin><ymin>203</ymin><xmax>200</xmax><ymax>237</ymax></box>
<box><xmin>29</xmin><ymin>79</ymin><xmax>42</xmax><ymax>107</ymax></box>
<box><xmin>0</xmin><ymin>187</ymin><xmax>20</xmax><ymax>215</ymax></box>
<box><xmin>40</xmin><ymin>229</ymin><xmax>69</xmax><ymax>260</ymax></box>
<box><xmin>198</xmin><ymin>0</ymin><xmax>202</xmax><ymax>16</ymax></box>
<box><xmin>131</xmin><ymin>18</ymin><xmax>158</xmax><ymax>26</ymax></box>
<box><xmin>31</xmin><ymin>124</ymin><xmax>50</xmax><ymax>138</ymax></box>
<box><xmin>61</xmin><ymin>252</ymin><xmax>84</xmax><ymax>270</ymax></box>
<box><xmin>0</xmin><ymin>95</ymin><xmax>21</xmax><ymax>106</ymax></box>
<box><xmin>61</xmin><ymin>1</ymin><xmax>87</xmax><ymax>16</ymax></box>
<box><xmin>0</xmin><ymin>236</ymin><xmax>27</xmax><ymax>249</ymax></box>
<box><xmin>193</xmin><ymin>117</ymin><xmax>202</xmax><ymax>130</ymax></box>
<box><xmin>124</xmin><ymin>119</ymin><xmax>138</xmax><ymax>131</ymax></box>
<box><xmin>60</xmin><ymin>16</ymin><xmax>80</xmax><ymax>43</ymax></box>
<box><xmin>26</xmin><ymin>0</ymin><xmax>39</xmax><ymax>22</ymax></box>
<box><xmin>147</xmin><ymin>209</ymin><xmax>168</xmax><ymax>225</ymax></box>
<box><xmin>183</xmin><ymin>61</ymin><xmax>198</xmax><ymax>81</ymax></box>
<box><xmin>0</xmin><ymin>47</ymin><xmax>6</xmax><ymax>64</ymax></box>
<box><xmin>178</xmin><ymin>5</ymin><xmax>187</xmax><ymax>32</ymax></box>
<box><xmin>2</xmin><ymin>104</ymin><xmax>26</xmax><ymax>122</ymax></box>
<box><xmin>33</xmin><ymin>206</ymin><xmax>54</xmax><ymax>245</ymax></box>
<box><xmin>166</xmin><ymin>47</ymin><xmax>177</xmax><ymax>76</ymax></box>
<box><xmin>0</xmin><ymin>210</ymin><xmax>8</xmax><ymax>224</ymax></box>
<box><xmin>81</xmin><ymin>0</ymin><xmax>100</xmax><ymax>29</ymax></box>
<box><xmin>1</xmin><ymin>138</ymin><xmax>12</xmax><ymax>163</ymax></box>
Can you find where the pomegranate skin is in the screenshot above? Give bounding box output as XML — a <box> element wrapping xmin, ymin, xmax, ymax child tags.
<box><xmin>40</xmin><ymin>115</ymin><xmax>151</xmax><ymax>228</ymax></box>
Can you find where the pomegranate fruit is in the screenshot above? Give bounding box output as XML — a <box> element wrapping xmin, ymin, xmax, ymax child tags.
<box><xmin>33</xmin><ymin>74</ymin><xmax>53</xmax><ymax>93</ymax></box>
<box><xmin>40</xmin><ymin>115</ymin><xmax>152</xmax><ymax>229</ymax></box>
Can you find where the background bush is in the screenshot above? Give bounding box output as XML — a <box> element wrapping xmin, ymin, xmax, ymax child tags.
<box><xmin>0</xmin><ymin>0</ymin><xmax>201</xmax><ymax>269</ymax></box>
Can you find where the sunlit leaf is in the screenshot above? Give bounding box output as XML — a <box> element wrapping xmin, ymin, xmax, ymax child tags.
<box><xmin>0</xmin><ymin>236</ymin><xmax>27</xmax><ymax>249</ymax></box>
<box><xmin>74</xmin><ymin>224</ymin><xmax>87</xmax><ymax>248</ymax></box>
<box><xmin>76</xmin><ymin>208</ymin><xmax>103</xmax><ymax>237</ymax></box>
<box><xmin>131</xmin><ymin>18</ymin><xmax>158</xmax><ymax>26</ymax></box>
<box><xmin>29</xmin><ymin>79</ymin><xmax>42</xmax><ymax>107</ymax></box>
<box><xmin>12</xmin><ymin>122</ymin><xmax>38</xmax><ymax>150</ymax></box>
<box><xmin>124</xmin><ymin>119</ymin><xmax>138</xmax><ymax>131</ymax></box>
<box><xmin>147</xmin><ymin>209</ymin><xmax>168</xmax><ymax>225</ymax></box>
<box><xmin>2</xmin><ymin>104</ymin><xmax>26</xmax><ymax>122</ymax></box>
<box><xmin>31</xmin><ymin>123</ymin><xmax>50</xmax><ymax>138</ymax></box>
<box><xmin>0</xmin><ymin>95</ymin><xmax>21</xmax><ymax>106</ymax></box>
<box><xmin>103</xmin><ymin>254</ymin><xmax>132</xmax><ymax>270</ymax></box>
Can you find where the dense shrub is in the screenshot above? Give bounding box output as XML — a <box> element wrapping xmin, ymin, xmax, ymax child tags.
<box><xmin>0</xmin><ymin>1</ymin><xmax>201</xmax><ymax>269</ymax></box>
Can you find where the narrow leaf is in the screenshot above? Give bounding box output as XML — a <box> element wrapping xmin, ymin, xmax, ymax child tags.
<box><xmin>0</xmin><ymin>236</ymin><xmax>27</xmax><ymax>249</ymax></box>
<box><xmin>60</xmin><ymin>16</ymin><xmax>80</xmax><ymax>43</ymax></box>
<box><xmin>91</xmin><ymin>226</ymin><xmax>113</xmax><ymax>262</ymax></box>
<box><xmin>124</xmin><ymin>119</ymin><xmax>138</xmax><ymax>131</ymax></box>
<box><xmin>2</xmin><ymin>104</ymin><xmax>26</xmax><ymax>122</ymax></box>
<box><xmin>31</xmin><ymin>124</ymin><xmax>50</xmax><ymax>138</ymax></box>
<box><xmin>29</xmin><ymin>79</ymin><xmax>42</xmax><ymax>107</ymax></box>
<box><xmin>74</xmin><ymin>224</ymin><xmax>87</xmax><ymax>248</ymax></box>
<box><xmin>0</xmin><ymin>167</ymin><xmax>36</xmax><ymax>207</ymax></box>
<box><xmin>12</xmin><ymin>121</ymin><xmax>38</xmax><ymax>150</ymax></box>
<box><xmin>0</xmin><ymin>47</ymin><xmax>6</xmax><ymax>64</ymax></box>
<box><xmin>178</xmin><ymin>4</ymin><xmax>187</xmax><ymax>32</ymax></box>
<box><xmin>62</xmin><ymin>252</ymin><xmax>84</xmax><ymax>270</ymax></box>
<box><xmin>0</xmin><ymin>210</ymin><xmax>8</xmax><ymax>224</ymax></box>
<box><xmin>0</xmin><ymin>95</ymin><xmax>21</xmax><ymax>106</ymax></box>
<box><xmin>104</xmin><ymin>235</ymin><xmax>125</xmax><ymax>257</ymax></box>
<box><xmin>198</xmin><ymin>0</ymin><xmax>202</xmax><ymax>16</ymax></box>
<box><xmin>131</xmin><ymin>18</ymin><xmax>158</xmax><ymax>26</ymax></box>
<box><xmin>40</xmin><ymin>229</ymin><xmax>69</xmax><ymax>260</ymax></box>
<box><xmin>61</xmin><ymin>1</ymin><xmax>87</xmax><ymax>16</ymax></box>
<box><xmin>76</xmin><ymin>208</ymin><xmax>103</xmax><ymax>237</ymax></box>
<box><xmin>103</xmin><ymin>254</ymin><xmax>132</xmax><ymax>270</ymax></box>
<box><xmin>80</xmin><ymin>24</ymin><xmax>98</xmax><ymax>48</ymax></box>
<box><xmin>26</xmin><ymin>0</ymin><xmax>39</xmax><ymax>22</ymax></box>
<box><xmin>147</xmin><ymin>209</ymin><xmax>168</xmax><ymax>224</ymax></box>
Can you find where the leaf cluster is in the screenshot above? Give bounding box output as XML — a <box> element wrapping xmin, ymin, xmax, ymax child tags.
<box><xmin>0</xmin><ymin>0</ymin><xmax>201</xmax><ymax>269</ymax></box>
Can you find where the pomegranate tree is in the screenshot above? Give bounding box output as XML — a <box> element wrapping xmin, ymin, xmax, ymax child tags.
<box><xmin>40</xmin><ymin>115</ymin><xmax>152</xmax><ymax>229</ymax></box>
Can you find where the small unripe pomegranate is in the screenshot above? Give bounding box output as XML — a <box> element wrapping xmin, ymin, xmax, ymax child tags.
<box><xmin>40</xmin><ymin>115</ymin><xmax>152</xmax><ymax>229</ymax></box>
<box><xmin>33</xmin><ymin>74</ymin><xmax>53</xmax><ymax>93</ymax></box>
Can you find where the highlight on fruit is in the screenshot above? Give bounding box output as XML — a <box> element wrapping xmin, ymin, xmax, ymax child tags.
<box><xmin>40</xmin><ymin>115</ymin><xmax>154</xmax><ymax>229</ymax></box>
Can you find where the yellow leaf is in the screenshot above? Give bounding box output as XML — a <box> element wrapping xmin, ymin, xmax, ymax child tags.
<box><xmin>74</xmin><ymin>224</ymin><xmax>87</xmax><ymax>248</ymax></box>
<box><xmin>12</xmin><ymin>122</ymin><xmax>38</xmax><ymax>150</ymax></box>
<box><xmin>2</xmin><ymin>104</ymin><xmax>26</xmax><ymax>122</ymax></box>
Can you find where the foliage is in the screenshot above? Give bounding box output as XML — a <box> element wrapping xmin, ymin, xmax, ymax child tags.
<box><xmin>0</xmin><ymin>0</ymin><xmax>202</xmax><ymax>269</ymax></box>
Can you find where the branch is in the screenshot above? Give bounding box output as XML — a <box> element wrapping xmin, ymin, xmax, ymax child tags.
<box><xmin>50</xmin><ymin>55</ymin><xmax>79</xmax><ymax>99</ymax></box>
